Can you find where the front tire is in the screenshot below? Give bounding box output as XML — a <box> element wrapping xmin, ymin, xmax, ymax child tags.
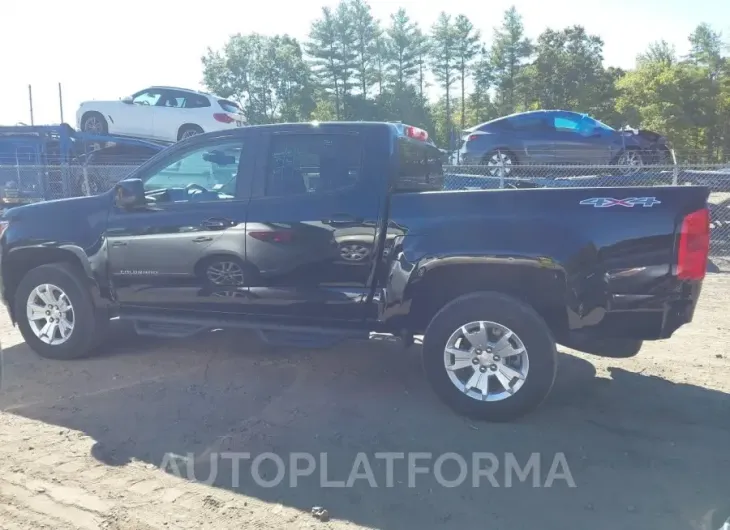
<box><xmin>15</xmin><ymin>263</ymin><xmax>104</xmax><ymax>360</ymax></box>
<box><xmin>80</xmin><ymin>112</ymin><xmax>108</xmax><ymax>135</ymax></box>
<box><xmin>422</xmin><ymin>292</ymin><xmax>557</xmax><ymax>422</ymax></box>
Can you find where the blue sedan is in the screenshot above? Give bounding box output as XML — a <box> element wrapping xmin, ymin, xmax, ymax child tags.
<box><xmin>458</xmin><ymin>110</ymin><xmax>671</xmax><ymax>176</ymax></box>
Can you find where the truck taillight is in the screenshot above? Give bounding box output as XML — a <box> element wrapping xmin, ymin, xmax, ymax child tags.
<box><xmin>405</xmin><ymin>126</ymin><xmax>428</xmax><ymax>142</ymax></box>
<box><xmin>214</xmin><ymin>113</ymin><xmax>235</xmax><ymax>124</ymax></box>
<box><xmin>677</xmin><ymin>208</ymin><xmax>710</xmax><ymax>280</ymax></box>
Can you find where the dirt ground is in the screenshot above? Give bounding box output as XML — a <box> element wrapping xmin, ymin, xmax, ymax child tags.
<box><xmin>0</xmin><ymin>277</ymin><xmax>729</xmax><ymax>530</ymax></box>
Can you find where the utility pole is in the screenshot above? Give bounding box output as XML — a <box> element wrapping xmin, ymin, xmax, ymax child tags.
<box><xmin>58</xmin><ymin>82</ymin><xmax>64</xmax><ymax>124</ymax></box>
<box><xmin>28</xmin><ymin>84</ymin><xmax>35</xmax><ymax>125</ymax></box>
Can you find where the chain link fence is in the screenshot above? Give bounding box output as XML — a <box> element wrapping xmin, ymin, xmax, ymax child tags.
<box><xmin>2</xmin><ymin>161</ymin><xmax>730</xmax><ymax>270</ymax></box>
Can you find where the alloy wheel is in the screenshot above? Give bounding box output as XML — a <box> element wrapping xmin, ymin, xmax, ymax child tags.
<box><xmin>443</xmin><ymin>320</ymin><xmax>529</xmax><ymax>402</ymax></box>
<box><xmin>26</xmin><ymin>284</ymin><xmax>75</xmax><ymax>345</ymax></box>
<box><xmin>485</xmin><ymin>151</ymin><xmax>513</xmax><ymax>177</ymax></box>
<box><xmin>206</xmin><ymin>261</ymin><xmax>245</xmax><ymax>286</ymax></box>
<box><xmin>339</xmin><ymin>243</ymin><xmax>370</xmax><ymax>262</ymax></box>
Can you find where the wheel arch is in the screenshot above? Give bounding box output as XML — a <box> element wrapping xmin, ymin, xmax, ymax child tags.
<box><xmin>482</xmin><ymin>147</ymin><xmax>520</xmax><ymax>165</ymax></box>
<box><xmin>3</xmin><ymin>246</ymin><xmax>101</xmax><ymax>324</ymax></box>
<box><xmin>177</xmin><ymin>123</ymin><xmax>204</xmax><ymax>140</ymax></box>
<box><xmin>404</xmin><ymin>262</ymin><xmax>570</xmax><ymax>340</ymax></box>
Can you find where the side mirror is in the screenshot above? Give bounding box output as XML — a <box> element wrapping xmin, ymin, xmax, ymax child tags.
<box><xmin>121</xmin><ymin>96</ymin><xmax>133</xmax><ymax>105</ymax></box>
<box><xmin>114</xmin><ymin>178</ymin><xmax>145</xmax><ymax>209</ymax></box>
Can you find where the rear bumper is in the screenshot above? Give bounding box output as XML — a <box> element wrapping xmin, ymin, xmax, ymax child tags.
<box><xmin>570</xmin><ymin>279</ymin><xmax>703</xmax><ymax>341</ymax></box>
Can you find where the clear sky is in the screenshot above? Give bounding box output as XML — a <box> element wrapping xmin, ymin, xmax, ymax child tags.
<box><xmin>2</xmin><ymin>0</ymin><xmax>728</xmax><ymax>126</ymax></box>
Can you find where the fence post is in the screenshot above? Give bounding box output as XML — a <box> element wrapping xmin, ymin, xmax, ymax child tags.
<box><xmin>671</xmin><ymin>149</ymin><xmax>678</xmax><ymax>186</ymax></box>
<box><xmin>82</xmin><ymin>165</ymin><xmax>91</xmax><ymax>196</ymax></box>
<box><xmin>499</xmin><ymin>153</ymin><xmax>505</xmax><ymax>189</ymax></box>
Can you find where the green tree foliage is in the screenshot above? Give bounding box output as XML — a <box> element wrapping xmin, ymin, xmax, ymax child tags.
<box><xmin>384</xmin><ymin>8</ymin><xmax>421</xmax><ymax>90</ymax></box>
<box><xmin>202</xmin><ymin>3</ymin><xmax>729</xmax><ymax>160</ymax></box>
<box><xmin>202</xmin><ymin>33</ymin><xmax>313</xmax><ymax>124</ymax></box>
<box><xmin>429</xmin><ymin>13</ymin><xmax>458</xmax><ymax>141</ymax></box>
<box><xmin>490</xmin><ymin>7</ymin><xmax>533</xmax><ymax>115</ymax></box>
<box><xmin>453</xmin><ymin>15</ymin><xmax>481</xmax><ymax>130</ymax></box>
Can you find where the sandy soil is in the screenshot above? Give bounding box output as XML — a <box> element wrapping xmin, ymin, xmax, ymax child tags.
<box><xmin>0</xmin><ymin>276</ymin><xmax>728</xmax><ymax>530</ymax></box>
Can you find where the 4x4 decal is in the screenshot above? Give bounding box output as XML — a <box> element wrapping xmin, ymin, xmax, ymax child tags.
<box><xmin>579</xmin><ymin>197</ymin><xmax>662</xmax><ymax>208</ymax></box>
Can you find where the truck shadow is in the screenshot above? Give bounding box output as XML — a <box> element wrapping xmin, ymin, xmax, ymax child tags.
<box><xmin>1</xmin><ymin>328</ymin><xmax>728</xmax><ymax>530</ymax></box>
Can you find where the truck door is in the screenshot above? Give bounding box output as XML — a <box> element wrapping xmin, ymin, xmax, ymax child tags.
<box><xmin>106</xmin><ymin>134</ymin><xmax>254</xmax><ymax>312</ymax></box>
<box><xmin>241</xmin><ymin>130</ymin><xmax>381</xmax><ymax>322</ymax></box>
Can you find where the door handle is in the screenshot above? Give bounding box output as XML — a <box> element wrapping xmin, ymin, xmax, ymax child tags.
<box><xmin>192</xmin><ymin>236</ymin><xmax>213</xmax><ymax>243</ymax></box>
<box><xmin>111</xmin><ymin>241</ymin><xmax>127</xmax><ymax>247</ymax></box>
<box><xmin>201</xmin><ymin>218</ymin><xmax>234</xmax><ymax>230</ymax></box>
<box><xmin>322</xmin><ymin>214</ymin><xmax>364</xmax><ymax>225</ymax></box>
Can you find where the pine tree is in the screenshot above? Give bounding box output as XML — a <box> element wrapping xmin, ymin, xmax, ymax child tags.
<box><xmin>453</xmin><ymin>15</ymin><xmax>481</xmax><ymax>129</ymax></box>
<box><xmin>430</xmin><ymin>12</ymin><xmax>457</xmax><ymax>146</ymax></box>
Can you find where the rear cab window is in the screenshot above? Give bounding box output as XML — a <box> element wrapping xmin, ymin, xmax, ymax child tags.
<box><xmin>396</xmin><ymin>128</ymin><xmax>444</xmax><ymax>192</ymax></box>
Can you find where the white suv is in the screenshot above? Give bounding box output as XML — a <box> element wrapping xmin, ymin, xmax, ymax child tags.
<box><xmin>75</xmin><ymin>86</ymin><xmax>246</xmax><ymax>142</ymax></box>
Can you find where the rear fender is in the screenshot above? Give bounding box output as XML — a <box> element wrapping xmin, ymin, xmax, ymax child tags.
<box><xmin>379</xmin><ymin>251</ymin><xmax>572</xmax><ymax>339</ymax></box>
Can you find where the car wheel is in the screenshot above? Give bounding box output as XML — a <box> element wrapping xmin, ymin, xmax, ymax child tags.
<box><xmin>14</xmin><ymin>263</ymin><xmax>106</xmax><ymax>360</ymax></box>
<box><xmin>80</xmin><ymin>112</ymin><xmax>108</xmax><ymax>135</ymax></box>
<box><xmin>339</xmin><ymin>242</ymin><xmax>371</xmax><ymax>263</ymax></box>
<box><xmin>481</xmin><ymin>150</ymin><xmax>515</xmax><ymax>177</ymax></box>
<box><xmin>422</xmin><ymin>291</ymin><xmax>557</xmax><ymax>422</ymax></box>
<box><xmin>203</xmin><ymin>257</ymin><xmax>247</xmax><ymax>286</ymax></box>
<box><xmin>178</xmin><ymin>125</ymin><xmax>204</xmax><ymax>141</ymax></box>
<box><xmin>613</xmin><ymin>149</ymin><xmax>644</xmax><ymax>175</ymax></box>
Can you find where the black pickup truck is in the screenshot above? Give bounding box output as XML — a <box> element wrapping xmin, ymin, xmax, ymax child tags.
<box><xmin>0</xmin><ymin>122</ymin><xmax>711</xmax><ymax>421</ymax></box>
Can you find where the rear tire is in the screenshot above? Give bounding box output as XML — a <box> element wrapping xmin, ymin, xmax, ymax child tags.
<box><xmin>480</xmin><ymin>150</ymin><xmax>516</xmax><ymax>177</ymax></box>
<box><xmin>15</xmin><ymin>263</ymin><xmax>105</xmax><ymax>360</ymax></box>
<box><xmin>612</xmin><ymin>148</ymin><xmax>643</xmax><ymax>176</ymax></box>
<box><xmin>178</xmin><ymin>124</ymin><xmax>204</xmax><ymax>141</ymax></box>
<box><xmin>422</xmin><ymin>292</ymin><xmax>557</xmax><ymax>422</ymax></box>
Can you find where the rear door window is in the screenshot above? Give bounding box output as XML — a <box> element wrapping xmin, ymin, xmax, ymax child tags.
<box><xmin>507</xmin><ymin>114</ymin><xmax>548</xmax><ymax>131</ymax></box>
<box><xmin>264</xmin><ymin>134</ymin><xmax>362</xmax><ymax>197</ymax></box>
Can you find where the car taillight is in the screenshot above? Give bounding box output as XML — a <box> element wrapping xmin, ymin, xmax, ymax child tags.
<box><xmin>467</xmin><ymin>134</ymin><xmax>479</xmax><ymax>142</ymax></box>
<box><xmin>677</xmin><ymin>208</ymin><xmax>710</xmax><ymax>280</ymax></box>
<box><xmin>249</xmin><ymin>230</ymin><xmax>293</xmax><ymax>243</ymax></box>
<box><xmin>405</xmin><ymin>126</ymin><xmax>428</xmax><ymax>142</ymax></box>
<box><xmin>214</xmin><ymin>113</ymin><xmax>235</xmax><ymax>124</ymax></box>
